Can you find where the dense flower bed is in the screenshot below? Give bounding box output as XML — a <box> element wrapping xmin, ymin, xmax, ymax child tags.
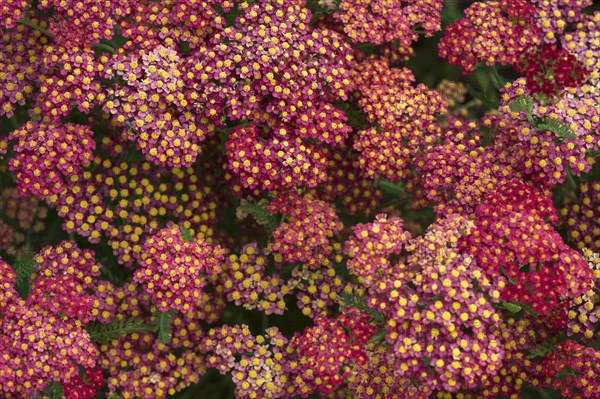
<box><xmin>1</xmin><ymin>1</ymin><xmax>600</xmax><ymax>398</ymax></box>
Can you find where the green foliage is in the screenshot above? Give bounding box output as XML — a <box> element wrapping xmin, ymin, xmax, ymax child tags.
<box><xmin>509</xmin><ymin>96</ymin><xmax>534</xmax><ymax>113</ymax></box>
<box><xmin>587</xmin><ymin>149</ymin><xmax>600</xmax><ymax>158</ymax></box>
<box><xmin>334</xmin><ymin>100</ymin><xmax>370</xmax><ymax>130</ymax></box>
<box><xmin>527</xmin><ymin>335</ymin><xmax>565</xmax><ymax>359</ymax></box>
<box><xmin>86</xmin><ymin>317</ymin><xmax>158</xmax><ymax>345</ymax></box>
<box><xmin>237</xmin><ymin>200</ymin><xmax>280</xmax><ymax>233</ymax></box>
<box><xmin>368</xmin><ymin>328</ymin><xmax>388</xmax><ymax>346</ymax></box>
<box><xmin>536</xmin><ymin>118</ymin><xmax>577</xmax><ymax>139</ymax></box>
<box><xmin>377</xmin><ymin>180</ymin><xmax>406</xmax><ymax>197</ymax></box>
<box><xmin>179</xmin><ymin>224</ymin><xmax>194</xmax><ymax>242</ymax></box>
<box><xmin>307</xmin><ymin>0</ymin><xmax>339</xmax><ymax>20</ymax></box>
<box><xmin>499</xmin><ymin>300</ymin><xmax>538</xmax><ymax>317</ymax></box>
<box><xmin>157</xmin><ymin>309</ymin><xmax>176</xmax><ymax>345</ymax></box>
<box><xmin>501</xmin><ymin>301</ymin><xmax>523</xmax><ymax>313</ymax></box>
<box><xmin>339</xmin><ymin>291</ymin><xmax>385</xmax><ymax>325</ymax></box>
<box><xmin>87</xmin><ymin>309</ymin><xmax>177</xmax><ymax>345</ymax></box>
<box><xmin>441</xmin><ymin>0</ymin><xmax>463</xmax><ymax>26</ymax></box>
<box><xmin>467</xmin><ymin>65</ymin><xmax>506</xmax><ymax>108</ymax></box>
<box><xmin>339</xmin><ymin>291</ymin><xmax>389</xmax><ymax>346</ymax></box>
<box><xmin>12</xmin><ymin>244</ymin><xmax>35</xmax><ymax>299</ymax></box>
<box><xmin>42</xmin><ymin>381</ymin><xmax>64</xmax><ymax>399</ymax></box>
<box><xmin>508</xmin><ymin>95</ymin><xmax>578</xmax><ymax>139</ymax></box>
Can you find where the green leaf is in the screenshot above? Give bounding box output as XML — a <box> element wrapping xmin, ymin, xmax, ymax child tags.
<box><xmin>368</xmin><ymin>328</ymin><xmax>388</xmax><ymax>345</ymax></box>
<box><xmin>339</xmin><ymin>292</ymin><xmax>386</xmax><ymax>325</ymax></box>
<box><xmin>237</xmin><ymin>201</ymin><xmax>280</xmax><ymax>233</ymax></box>
<box><xmin>42</xmin><ymin>381</ymin><xmax>64</xmax><ymax>399</ymax></box>
<box><xmin>441</xmin><ymin>0</ymin><xmax>462</xmax><ymax>26</ymax></box>
<box><xmin>534</xmin><ymin>117</ymin><xmax>577</xmax><ymax>139</ymax></box>
<box><xmin>179</xmin><ymin>225</ymin><xmax>194</xmax><ymax>242</ymax></box>
<box><xmin>12</xmin><ymin>245</ymin><xmax>36</xmax><ymax>299</ymax></box>
<box><xmin>78</xmin><ymin>365</ymin><xmax>90</xmax><ymax>385</ymax></box>
<box><xmin>157</xmin><ymin>309</ymin><xmax>176</xmax><ymax>344</ymax></box>
<box><xmin>378</xmin><ymin>180</ymin><xmax>405</xmax><ymax>197</ymax></box>
<box><xmin>586</xmin><ymin>149</ymin><xmax>600</xmax><ymax>158</ymax></box>
<box><xmin>508</xmin><ymin>95</ymin><xmax>577</xmax><ymax>140</ymax></box>
<box><xmin>502</xmin><ymin>301</ymin><xmax>523</xmax><ymax>313</ymax></box>
<box><xmin>509</xmin><ymin>96</ymin><xmax>534</xmax><ymax>113</ymax></box>
<box><xmin>86</xmin><ymin>317</ymin><xmax>157</xmax><ymax>344</ymax></box>
<box><xmin>555</xmin><ymin>368</ymin><xmax>580</xmax><ymax>380</ymax></box>
<box><xmin>526</xmin><ymin>334</ymin><xmax>565</xmax><ymax>359</ymax></box>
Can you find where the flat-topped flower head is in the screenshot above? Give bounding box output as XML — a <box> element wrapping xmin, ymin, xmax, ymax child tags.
<box><xmin>9</xmin><ymin>122</ymin><xmax>96</xmax><ymax>199</ymax></box>
<box><xmin>286</xmin><ymin>315</ymin><xmax>365</xmax><ymax>396</ymax></box>
<box><xmin>134</xmin><ymin>224</ymin><xmax>224</xmax><ymax>313</ymax></box>
<box><xmin>202</xmin><ymin>324</ymin><xmax>289</xmax><ymax>399</ymax></box>
<box><xmin>514</xmin><ymin>44</ymin><xmax>588</xmax><ymax>96</ymax></box>
<box><xmin>539</xmin><ymin>340</ymin><xmax>600</xmax><ymax>398</ymax></box>
<box><xmin>566</xmin><ymin>249</ymin><xmax>600</xmax><ymax>339</ymax></box>
<box><xmin>34</xmin><ymin>45</ymin><xmax>108</xmax><ymax>119</ymax></box>
<box><xmin>344</xmin><ymin>214</ymin><xmax>411</xmax><ymax>286</ymax></box>
<box><xmin>560</xmin><ymin>182</ymin><xmax>600</xmax><ymax>252</ymax></box>
<box><xmin>439</xmin><ymin>1</ymin><xmax>541</xmax><ymax>74</ymax></box>
<box><xmin>334</xmin><ymin>0</ymin><xmax>443</xmax><ymax>50</ymax></box>
<box><xmin>226</xmin><ymin>125</ymin><xmax>328</xmax><ymax>194</ymax></box>
<box><xmin>269</xmin><ymin>193</ymin><xmax>343</xmax><ymax>267</ymax></box>
<box><xmin>0</xmin><ymin>257</ymin><xmax>20</xmax><ymax>314</ymax></box>
<box><xmin>0</xmin><ymin>306</ymin><xmax>98</xmax><ymax>398</ymax></box>
<box><xmin>104</xmin><ymin>45</ymin><xmax>216</xmax><ymax>167</ymax></box>
<box><xmin>220</xmin><ymin>243</ymin><xmax>290</xmax><ymax>315</ymax></box>
<box><xmin>461</xmin><ymin>180</ymin><xmax>594</xmax><ymax>316</ymax></box>
<box><xmin>0</xmin><ymin>21</ymin><xmax>46</xmax><ymax>118</ymax></box>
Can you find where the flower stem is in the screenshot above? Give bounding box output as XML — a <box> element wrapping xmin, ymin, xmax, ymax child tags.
<box><xmin>17</xmin><ymin>18</ymin><xmax>55</xmax><ymax>39</ymax></box>
<box><xmin>565</xmin><ymin>169</ymin><xmax>578</xmax><ymax>191</ymax></box>
<box><xmin>93</xmin><ymin>42</ymin><xmax>115</xmax><ymax>53</ymax></box>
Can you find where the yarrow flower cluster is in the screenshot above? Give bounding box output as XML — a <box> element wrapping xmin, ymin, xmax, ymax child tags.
<box><xmin>134</xmin><ymin>224</ymin><xmax>224</xmax><ymax>313</ymax></box>
<box><xmin>495</xmin><ymin>78</ymin><xmax>599</xmax><ymax>187</ymax></box>
<box><xmin>538</xmin><ymin>340</ymin><xmax>600</xmax><ymax>398</ymax></box>
<box><xmin>0</xmin><ymin>22</ymin><xmax>47</xmax><ymax>117</ymax></box>
<box><xmin>561</xmin><ymin>182</ymin><xmax>600</xmax><ymax>252</ymax></box>
<box><xmin>203</xmin><ymin>324</ymin><xmax>289</xmax><ymax>399</ymax></box>
<box><xmin>0</xmin><ymin>242</ymin><xmax>102</xmax><ymax>398</ymax></box>
<box><xmin>352</xmin><ymin>57</ymin><xmax>447</xmax><ymax>181</ymax></box>
<box><xmin>42</xmin><ymin>135</ymin><xmax>218</xmax><ymax>266</ymax></box>
<box><xmin>318</xmin><ymin>144</ymin><xmax>383</xmax><ymax>216</ymax></box>
<box><xmin>334</xmin><ymin>0</ymin><xmax>443</xmax><ymax>47</ymax></box>
<box><xmin>269</xmin><ymin>193</ymin><xmax>343</xmax><ymax>267</ymax></box>
<box><xmin>0</xmin><ymin>187</ymin><xmax>47</xmax><ymax>257</ymax></box>
<box><xmin>439</xmin><ymin>0</ymin><xmax>541</xmax><ymax>73</ymax></box>
<box><xmin>514</xmin><ymin>44</ymin><xmax>588</xmax><ymax>96</ymax></box>
<box><xmin>226</xmin><ymin>124</ymin><xmax>328</xmax><ymax>194</ymax></box>
<box><xmin>9</xmin><ymin>121</ymin><xmax>96</xmax><ymax>198</ymax></box>
<box><xmin>104</xmin><ymin>45</ymin><xmax>215</xmax><ymax>167</ymax></box>
<box><xmin>566</xmin><ymin>249</ymin><xmax>600</xmax><ymax>339</ymax></box>
<box><xmin>220</xmin><ymin>243</ymin><xmax>290</xmax><ymax>315</ymax></box>
<box><xmin>93</xmin><ymin>280</ymin><xmax>220</xmax><ymax>399</ymax></box>
<box><xmin>461</xmin><ymin>180</ymin><xmax>593</xmax><ymax>316</ymax></box>
<box><xmin>286</xmin><ymin>315</ymin><xmax>365</xmax><ymax>396</ymax></box>
<box><xmin>2</xmin><ymin>0</ymin><xmax>600</xmax><ymax>398</ymax></box>
<box><xmin>344</xmin><ymin>213</ymin><xmax>411</xmax><ymax>286</ymax></box>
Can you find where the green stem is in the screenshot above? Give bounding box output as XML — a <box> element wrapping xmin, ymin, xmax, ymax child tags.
<box><xmin>565</xmin><ymin>169</ymin><xmax>578</xmax><ymax>191</ymax></box>
<box><xmin>490</xmin><ymin>66</ymin><xmax>507</xmax><ymax>88</ymax></box>
<box><xmin>93</xmin><ymin>42</ymin><xmax>115</xmax><ymax>53</ymax></box>
<box><xmin>9</xmin><ymin>116</ymin><xmax>19</xmax><ymax>129</ymax></box>
<box><xmin>456</xmin><ymin>99</ymin><xmax>480</xmax><ymax>110</ymax></box>
<box><xmin>377</xmin><ymin>196</ymin><xmax>413</xmax><ymax>211</ymax></box>
<box><xmin>17</xmin><ymin>18</ymin><xmax>55</xmax><ymax>39</ymax></box>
